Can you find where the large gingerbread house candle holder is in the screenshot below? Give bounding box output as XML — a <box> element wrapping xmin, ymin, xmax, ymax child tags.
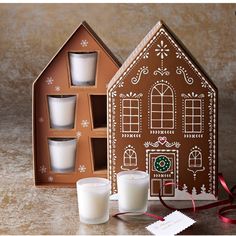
<box><xmin>108</xmin><ymin>21</ymin><xmax>218</xmax><ymax>200</ymax></box>
<box><xmin>33</xmin><ymin>21</ymin><xmax>120</xmax><ymax>186</ymax></box>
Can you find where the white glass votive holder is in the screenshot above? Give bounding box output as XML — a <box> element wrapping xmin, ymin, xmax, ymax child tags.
<box><xmin>117</xmin><ymin>170</ymin><xmax>149</xmax><ymax>214</ymax></box>
<box><xmin>48</xmin><ymin>138</ymin><xmax>77</xmax><ymax>173</ymax></box>
<box><xmin>48</xmin><ymin>95</ymin><xmax>76</xmax><ymax>129</ymax></box>
<box><xmin>77</xmin><ymin>177</ymin><xmax>110</xmax><ymax>224</ymax></box>
<box><xmin>69</xmin><ymin>52</ymin><xmax>97</xmax><ymax>86</ymax></box>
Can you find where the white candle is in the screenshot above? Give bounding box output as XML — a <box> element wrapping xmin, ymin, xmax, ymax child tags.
<box><xmin>48</xmin><ymin>138</ymin><xmax>77</xmax><ymax>173</ymax></box>
<box><xmin>48</xmin><ymin>95</ymin><xmax>76</xmax><ymax>129</ymax></box>
<box><xmin>117</xmin><ymin>170</ymin><xmax>149</xmax><ymax>214</ymax></box>
<box><xmin>69</xmin><ymin>52</ymin><xmax>97</xmax><ymax>86</ymax></box>
<box><xmin>77</xmin><ymin>178</ymin><xmax>110</xmax><ymax>224</ymax></box>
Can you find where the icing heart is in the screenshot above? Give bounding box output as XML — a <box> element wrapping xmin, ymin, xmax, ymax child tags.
<box><xmin>158</xmin><ymin>136</ymin><xmax>167</xmax><ymax>145</ymax></box>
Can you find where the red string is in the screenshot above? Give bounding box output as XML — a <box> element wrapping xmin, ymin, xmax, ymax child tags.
<box><xmin>113</xmin><ymin>211</ymin><xmax>164</xmax><ymax>221</ymax></box>
<box><xmin>113</xmin><ymin>173</ymin><xmax>236</xmax><ymax>224</ymax></box>
<box><xmin>144</xmin><ymin>212</ymin><xmax>165</xmax><ymax>221</ymax></box>
<box><xmin>159</xmin><ymin>173</ymin><xmax>236</xmax><ymax>224</ymax></box>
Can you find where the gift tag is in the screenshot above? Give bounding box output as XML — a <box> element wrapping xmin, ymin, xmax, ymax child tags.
<box><xmin>146</xmin><ymin>210</ymin><xmax>196</xmax><ymax>235</ymax></box>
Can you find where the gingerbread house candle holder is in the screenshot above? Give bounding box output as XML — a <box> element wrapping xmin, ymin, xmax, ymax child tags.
<box><xmin>33</xmin><ymin>21</ymin><xmax>120</xmax><ymax>186</ymax></box>
<box><xmin>108</xmin><ymin>20</ymin><xmax>218</xmax><ymax>200</ymax></box>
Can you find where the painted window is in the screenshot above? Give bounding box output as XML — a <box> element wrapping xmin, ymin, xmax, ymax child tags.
<box><xmin>123</xmin><ymin>148</ymin><xmax>137</xmax><ymax>166</ymax></box>
<box><xmin>188</xmin><ymin>149</ymin><xmax>202</xmax><ymax>167</ymax></box>
<box><xmin>151</xmin><ymin>83</ymin><xmax>174</xmax><ymax>129</ymax></box>
<box><xmin>184</xmin><ymin>99</ymin><xmax>202</xmax><ymax>133</ymax></box>
<box><xmin>122</xmin><ymin>98</ymin><xmax>140</xmax><ymax>133</ymax></box>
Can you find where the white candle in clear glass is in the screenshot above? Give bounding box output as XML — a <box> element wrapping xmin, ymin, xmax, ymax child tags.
<box><xmin>77</xmin><ymin>178</ymin><xmax>110</xmax><ymax>224</ymax></box>
<box><xmin>48</xmin><ymin>138</ymin><xmax>77</xmax><ymax>173</ymax></box>
<box><xmin>69</xmin><ymin>52</ymin><xmax>97</xmax><ymax>86</ymax></box>
<box><xmin>48</xmin><ymin>95</ymin><xmax>76</xmax><ymax>129</ymax></box>
<box><xmin>117</xmin><ymin>170</ymin><xmax>149</xmax><ymax>214</ymax></box>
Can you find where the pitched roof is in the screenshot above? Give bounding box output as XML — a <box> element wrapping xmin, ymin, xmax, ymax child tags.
<box><xmin>34</xmin><ymin>21</ymin><xmax>121</xmax><ymax>83</ymax></box>
<box><xmin>108</xmin><ymin>20</ymin><xmax>217</xmax><ymax>91</ymax></box>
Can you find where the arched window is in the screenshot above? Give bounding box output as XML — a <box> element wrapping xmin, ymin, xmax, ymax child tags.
<box><xmin>188</xmin><ymin>149</ymin><xmax>202</xmax><ymax>167</ymax></box>
<box><xmin>151</xmin><ymin>82</ymin><xmax>174</xmax><ymax>129</ymax></box>
<box><xmin>123</xmin><ymin>148</ymin><xmax>137</xmax><ymax>166</ymax></box>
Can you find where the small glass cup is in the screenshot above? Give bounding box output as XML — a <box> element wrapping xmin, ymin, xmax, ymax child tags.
<box><xmin>77</xmin><ymin>177</ymin><xmax>110</xmax><ymax>224</ymax></box>
<box><xmin>48</xmin><ymin>95</ymin><xmax>76</xmax><ymax>129</ymax></box>
<box><xmin>69</xmin><ymin>52</ymin><xmax>97</xmax><ymax>86</ymax></box>
<box><xmin>117</xmin><ymin>170</ymin><xmax>149</xmax><ymax>214</ymax></box>
<box><xmin>48</xmin><ymin>138</ymin><xmax>77</xmax><ymax>173</ymax></box>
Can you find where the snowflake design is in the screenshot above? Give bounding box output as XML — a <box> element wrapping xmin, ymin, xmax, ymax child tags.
<box><xmin>176</xmin><ymin>51</ymin><xmax>182</xmax><ymax>59</ymax></box>
<box><xmin>155</xmin><ymin>40</ymin><xmax>169</xmax><ymax>59</ymax></box>
<box><xmin>201</xmin><ymin>81</ymin><xmax>207</xmax><ymax>88</ymax></box>
<box><xmin>39</xmin><ymin>165</ymin><xmax>47</xmax><ymax>174</ymax></box>
<box><xmin>112</xmin><ymin>91</ymin><xmax>117</xmax><ymax>97</ymax></box>
<box><xmin>76</xmin><ymin>131</ymin><xmax>82</xmax><ymax>138</ymax></box>
<box><xmin>80</xmin><ymin>39</ymin><xmax>88</xmax><ymax>47</ymax></box>
<box><xmin>78</xmin><ymin>165</ymin><xmax>86</xmax><ymax>173</ymax></box>
<box><xmin>81</xmin><ymin>120</ymin><xmax>89</xmax><ymax>128</ymax></box>
<box><xmin>55</xmin><ymin>86</ymin><xmax>61</xmax><ymax>91</ymax></box>
<box><xmin>143</xmin><ymin>51</ymin><xmax>149</xmax><ymax>59</ymax></box>
<box><xmin>46</xmin><ymin>77</ymin><xmax>54</xmax><ymax>85</ymax></box>
<box><xmin>208</xmin><ymin>92</ymin><xmax>213</xmax><ymax>98</ymax></box>
<box><xmin>38</xmin><ymin>117</ymin><xmax>44</xmax><ymax>123</ymax></box>
<box><xmin>48</xmin><ymin>176</ymin><xmax>53</xmax><ymax>182</ymax></box>
<box><xmin>118</xmin><ymin>81</ymin><xmax>124</xmax><ymax>87</ymax></box>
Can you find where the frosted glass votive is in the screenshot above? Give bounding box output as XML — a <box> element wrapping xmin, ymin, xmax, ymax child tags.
<box><xmin>48</xmin><ymin>138</ymin><xmax>77</xmax><ymax>173</ymax></box>
<box><xmin>48</xmin><ymin>95</ymin><xmax>76</xmax><ymax>129</ymax></box>
<box><xmin>69</xmin><ymin>52</ymin><xmax>97</xmax><ymax>86</ymax></box>
<box><xmin>117</xmin><ymin>170</ymin><xmax>149</xmax><ymax>214</ymax></box>
<box><xmin>77</xmin><ymin>177</ymin><xmax>110</xmax><ymax>224</ymax></box>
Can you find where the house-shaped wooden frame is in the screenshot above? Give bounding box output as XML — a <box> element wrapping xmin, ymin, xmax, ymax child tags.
<box><xmin>108</xmin><ymin>20</ymin><xmax>218</xmax><ymax>200</ymax></box>
<box><xmin>33</xmin><ymin>21</ymin><xmax>120</xmax><ymax>186</ymax></box>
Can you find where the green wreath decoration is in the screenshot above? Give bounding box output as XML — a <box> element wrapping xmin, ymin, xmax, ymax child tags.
<box><xmin>154</xmin><ymin>156</ymin><xmax>171</xmax><ymax>172</ymax></box>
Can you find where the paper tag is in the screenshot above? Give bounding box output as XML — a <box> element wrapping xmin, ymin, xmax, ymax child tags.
<box><xmin>146</xmin><ymin>210</ymin><xmax>196</xmax><ymax>235</ymax></box>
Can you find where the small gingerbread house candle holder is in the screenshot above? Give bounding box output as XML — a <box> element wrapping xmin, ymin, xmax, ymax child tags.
<box><xmin>108</xmin><ymin>20</ymin><xmax>218</xmax><ymax>200</ymax></box>
<box><xmin>33</xmin><ymin>21</ymin><xmax>120</xmax><ymax>186</ymax></box>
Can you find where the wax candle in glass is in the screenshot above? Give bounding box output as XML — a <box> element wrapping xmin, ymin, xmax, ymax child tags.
<box><xmin>77</xmin><ymin>177</ymin><xmax>110</xmax><ymax>224</ymax></box>
<box><xmin>48</xmin><ymin>95</ymin><xmax>76</xmax><ymax>129</ymax></box>
<box><xmin>69</xmin><ymin>51</ymin><xmax>97</xmax><ymax>86</ymax></box>
<box><xmin>48</xmin><ymin>138</ymin><xmax>77</xmax><ymax>173</ymax></box>
<box><xmin>117</xmin><ymin>170</ymin><xmax>149</xmax><ymax>214</ymax></box>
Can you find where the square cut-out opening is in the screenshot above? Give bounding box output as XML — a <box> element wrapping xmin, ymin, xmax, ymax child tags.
<box><xmin>90</xmin><ymin>95</ymin><xmax>107</xmax><ymax>129</ymax></box>
<box><xmin>91</xmin><ymin>138</ymin><xmax>107</xmax><ymax>172</ymax></box>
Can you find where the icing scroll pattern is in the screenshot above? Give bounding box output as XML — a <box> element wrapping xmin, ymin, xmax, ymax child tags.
<box><xmin>131</xmin><ymin>66</ymin><xmax>149</xmax><ymax>84</ymax></box>
<box><xmin>176</xmin><ymin>66</ymin><xmax>194</xmax><ymax>85</ymax></box>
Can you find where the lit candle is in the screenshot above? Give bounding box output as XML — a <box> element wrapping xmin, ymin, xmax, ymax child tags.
<box><xmin>48</xmin><ymin>95</ymin><xmax>76</xmax><ymax>129</ymax></box>
<box><xmin>117</xmin><ymin>170</ymin><xmax>149</xmax><ymax>214</ymax></box>
<box><xmin>69</xmin><ymin>52</ymin><xmax>97</xmax><ymax>86</ymax></box>
<box><xmin>77</xmin><ymin>178</ymin><xmax>110</xmax><ymax>224</ymax></box>
<box><xmin>48</xmin><ymin>138</ymin><xmax>77</xmax><ymax>173</ymax></box>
